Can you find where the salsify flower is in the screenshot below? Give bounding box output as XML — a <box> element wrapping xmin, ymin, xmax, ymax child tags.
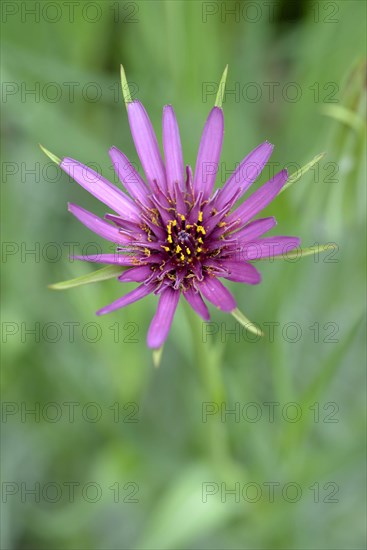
<box><xmin>49</xmin><ymin>67</ymin><xmax>301</xmax><ymax>350</ymax></box>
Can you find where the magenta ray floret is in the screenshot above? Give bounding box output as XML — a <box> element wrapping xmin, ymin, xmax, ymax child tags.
<box><xmin>60</xmin><ymin>89</ymin><xmax>300</xmax><ymax>349</ymax></box>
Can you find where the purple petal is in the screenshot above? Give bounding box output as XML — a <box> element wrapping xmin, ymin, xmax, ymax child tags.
<box><xmin>229</xmin><ymin>217</ymin><xmax>277</xmax><ymax>242</ymax></box>
<box><xmin>118</xmin><ymin>265</ymin><xmax>153</xmax><ymax>282</ymax></box>
<box><xmin>127</xmin><ymin>100</ymin><xmax>167</xmax><ymax>193</ymax></box>
<box><xmin>193</xmin><ymin>107</ymin><xmax>224</xmax><ymax>200</ymax></box>
<box><xmin>109</xmin><ymin>147</ymin><xmax>151</xmax><ymax>207</ymax></box>
<box><xmin>71</xmin><ymin>254</ymin><xmax>136</xmax><ymax>265</ymax></box>
<box><xmin>214</xmin><ymin>141</ymin><xmax>274</xmax><ymax>211</ymax></box>
<box><xmin>68</xmin><ymin>203</ymin><xmax>131</xmax><ymax>244</ymax></box>
<box><xmin>183</xmin><ymin>287</ymin><xmax>210</xmax><ymax>321</ymax></box>
<box><xmin>228</xmin><ymin>169</ymin><xmax>288</xmax><ymax>226</ymax></box>
<box><xmin>162</xmin><ymin>105</ymin><xmax>184</xmax><ymax>196</ymax></box>
<box><xmin>97</xmin><ymin>283</ymin><xmax>155</xmax><ymax>316</ymax></box>
<box><xmin>61</xmin><ymin>159</ymin><xmax>140</xmax><ymax>222</ymax></box>
<box><xmin>185</xmin><ymin>164</ymin><xmax>194</xmax><ymax>196</ymax></box>
<box><xmin>196</xmin><ymin>277</ymin><xmax>236</xmax><ymax>312</ymax></box>
<box><xmin>218</xmin><ymin>260</ymin><xmax>262</xmax><ymax>284</ymax></box>
<box><xmin>233</xmin><ymin>236</ymin><xmax>301</xmax><ymax>261</ymax></box>
<box><xmin>147</xmin><ymin>287</ymin><xmax>180</xmax><ymax>348</ymax></box>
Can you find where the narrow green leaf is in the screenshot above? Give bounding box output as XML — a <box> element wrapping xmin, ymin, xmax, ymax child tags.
<box><xmin>231</xmin><ymin>308</ymin><xmax>263</xmax><ymax>337</ymax></box>
<box><xmin>280</xmin><ymin>152</ymin><xmax>325</xmax><ymax>193</ymax></box>
<box><xmin>257</xmin><ymin>243</ymin><xmax>338</xmax><ymax>261</ymax></box>
<box><xmin>152</xmin><ymin>346</ymin><xmax>164</xmax><ymax>368</ymax></box>
<box><xmin>214</xmin><ymin>65</ymin><xmax>228</xmax><ymax>109</ymax></box>
<box><xmin>48</xmin><ymin>265</ymin><xmax>124</xmax><ymax>290</ymax></box>
<box><xmin>280</xmin><ymin>316</ymin><xmax>361</xmax><ymax>453</ymax></box>
<box><xmin>39</xmin><ymin>144</ymin><xmax>61</xmax><ymax>165</ymax></box>
<box><xmin>120</xmin><ymin>64</ymin><xmax>133</xmax><ymax>105</ymax></box>
<box><xmin>321</xmin><ymin>104</ymin><xmax>364</xmax><ymax>132</ymax></box>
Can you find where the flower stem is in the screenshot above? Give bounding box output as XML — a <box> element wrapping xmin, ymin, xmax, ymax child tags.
<box><xmin>184</xmin><ymin>303</ymin><xmax>232</xmax><ymax>468</ymax></box>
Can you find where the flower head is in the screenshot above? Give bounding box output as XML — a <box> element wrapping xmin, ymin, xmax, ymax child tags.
<box><xmin>58</xmin><ymin>68</ymin><xmax>300</xmax><ymax>349</ymax></box>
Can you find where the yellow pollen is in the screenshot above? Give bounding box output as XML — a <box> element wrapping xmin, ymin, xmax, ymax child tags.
<box><xmin>161</xmin><ymin>245</ymin><xmax>170</xmax><ymax>252</ymax></box>
<box><xmin>180</xmin><ymin>253</ymin><xmax>185</xmax><ymax>261</ymax></box>
<box><xmin>186</xmin><ymin>224</ymin><xmax>193</xmax><ymax>229</ymax></box>
<box><xmin>197</xmin><ymin>225</ymin><xmax>206</xmax><ymax>235</ymax></box>
<box><xmin>197</xmin><ymin>247</ymin><xmax>202</xmax><ymax>253</ymax></box>
<box><xmin>198</xmin><ymin>237</ymin><xmax>203</xmax><ymax>244</ymax></box>
<box><xmin>198</xmin><ymin>211</ymin><xmax>203</xmax><ymax>222</ymax></box>
<box><xmin>186</xmin><ymin>247</ymin><xmax>191</xmax><ymax>255</ymax></box>
<box><xmin>144</xmin><ymin>248</ymin><xmax>151</xmax><ymax>256</ymax></box>
<box><xmin>179</xmin><ymin>214</ymin><xmax>186</xmax><ymax>221</ymax></box>
<box><xmin>167</xmin><ymin>234</ymin><xmax>173</xmax><ymax>243</ymax></box>
<box><xmin>175</xmin><ymin>245</ymin><xmax>182</xmax><ymax>253</ymax></box>
<box><xmin>172</xmin><ymin>220</ymin><xmax>177</xmax><ymax>226</ymax></box>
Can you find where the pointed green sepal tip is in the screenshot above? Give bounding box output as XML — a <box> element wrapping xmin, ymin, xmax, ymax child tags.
<box><xmin>280</xmin><ymin>152</ymin><xmax>326</xmax><ymax>194</ymax></box>
<box><xmin>48</xmin><ymin>265</ymin><xmax>124</xmax><ymax>290</ymax></box>
<box><xmin>152</xmin><ymin>346</ymin><xmax>164</xmax><ymax>368</ymax></box>
<box><xmin>215</xmin><ymin>65</ymin><xmax>228</xmax><ymax>109</ymax></box>
<box><xmin>120</xmin><ymin>64</ymin><xmax>133</xmax><ymax>106</ymax></box>
<box><xmin>231</xmin><ymin>308</ymin><xmax>263</xmax><ymax>337</ymax></box>
<box><xmin>39</xmin><ymin>144</ymin><xmax>61</xmax><ymax>166</ymax></box>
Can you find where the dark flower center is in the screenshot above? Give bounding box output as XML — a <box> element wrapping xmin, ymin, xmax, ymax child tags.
<box><xmin>161</xmin><ymin>212</ymin><xmax>206</xmax><ymax>266</ymax></box>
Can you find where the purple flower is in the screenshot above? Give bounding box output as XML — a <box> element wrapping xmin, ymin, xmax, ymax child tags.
<box><xmin>60</xmin><ymin>77</ymin><xmax>300</xmax><ymax>349</ymax></box>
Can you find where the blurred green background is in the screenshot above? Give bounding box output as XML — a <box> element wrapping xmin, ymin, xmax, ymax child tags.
<box><xmin>1</xmin><ymin>1</ymin><xmax>366</xmax><ymax>548</ymax></box>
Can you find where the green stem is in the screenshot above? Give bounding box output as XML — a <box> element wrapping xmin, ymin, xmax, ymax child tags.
<box><xmin>184</xmin><ymin>304</ymin><xmax>232</xmax><ymax>469</ymax></box>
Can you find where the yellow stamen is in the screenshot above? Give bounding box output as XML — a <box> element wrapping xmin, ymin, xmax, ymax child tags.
<box><xmin>198</xmin><ymin>211</ymin><xmax>203</xmax><ymax>222</ymax></box>
<box><xmin>167</xmin><ymin>234</ymin><xmax>173</xmax><ymax>243</ymax></box>
<box><xmin>180</xmin><ymin>254</ymin><xmax>185</xmax><ymax>261</ymax></box>
<box><xmin>186</xmin><ymin>247</ymin><xmax>191</xmax><ymax>255</ymax></box>
<box><xmin>175</xmin><ymin>245</ymin><xmax>182</xmax><ymax>253</ymax></box>
<box><xmin>161</xmin><ymin>245</ymin><xmax>170</xmax><ymax>252</ymax></box>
